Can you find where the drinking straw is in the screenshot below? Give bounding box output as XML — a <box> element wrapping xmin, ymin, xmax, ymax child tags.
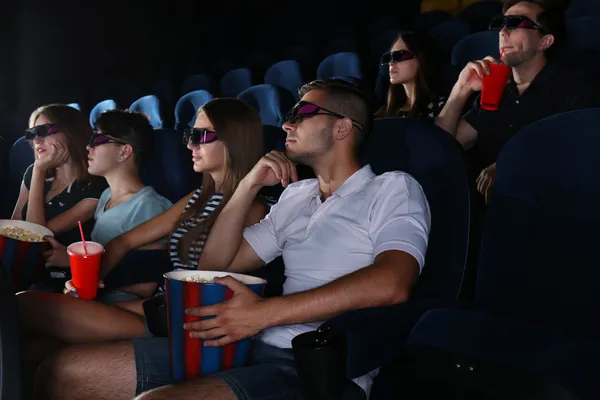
<box><xmin>78</xmin><ymin>220</ymin><xmax>88</xmax><ymax>255</ymax></box>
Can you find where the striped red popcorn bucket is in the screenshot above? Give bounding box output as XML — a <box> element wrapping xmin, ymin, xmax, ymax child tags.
<box><xmin>164</xmin><ymin>270</ymin><xmax>267</xmax><ymax>381</ymax></box>
<box><xmin>0</xmin><ymin>220</ymin><xmax>53</xmax><ymax>291</ymax></box>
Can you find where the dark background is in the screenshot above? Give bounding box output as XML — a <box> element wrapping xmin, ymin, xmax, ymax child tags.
<box><xmin>0</xmin><ymin>0</ymin><xmax>422</xmax><ymax>142</ymax></box>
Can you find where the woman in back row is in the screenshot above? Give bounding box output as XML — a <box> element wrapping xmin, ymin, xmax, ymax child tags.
<box><xmin>376</xmin><ymin>31</ymin><xmax>446</xmax><ymax>121</ymax></box>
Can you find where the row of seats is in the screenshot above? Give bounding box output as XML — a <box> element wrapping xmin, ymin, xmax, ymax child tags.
<box><xmin>3</xmin><ymin>107</ymin><xmax>600</xmax><ymax>400</ymax></box>
<box><xmin>77</xmin><ymin>13</ymin><xmax>600</xmax><ymax>136</ymax></box>
<box><xmin>369</xmin><ymin>108</ymin><xmax>600</xmax><ymax>400</ymax></box>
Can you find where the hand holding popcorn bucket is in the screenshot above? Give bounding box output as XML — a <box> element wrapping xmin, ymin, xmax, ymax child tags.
<box><xmin>0</xmin><ymin>220</ymin><xmax>53</xmax><ymax>291</ymax></box>
<box><xmin>164</xmin><ymin>270</ymin><xmax>266</xmax><ymax>381</ymax></box>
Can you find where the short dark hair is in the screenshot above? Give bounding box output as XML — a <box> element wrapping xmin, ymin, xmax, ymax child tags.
<box><xmin>298</xmin><ymin>78</ymin><xmax>373</xmax><ymax>150</ymax></box>
<box><xmin>94</xmin><ymin>109</ymin><xmax>154</xmax><ymax>166</ymax></box>
<box><xmin>503</xmin><ymin>0</ymin><xmax>566</xmax><ymax>54</ymax></box>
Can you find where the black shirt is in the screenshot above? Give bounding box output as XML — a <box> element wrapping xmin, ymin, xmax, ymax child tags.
<box><xmin>397</xmin><ymin>95</ymin><xmax>447</xmax><ymax>122</ymax></box>
<box><xmin>464</xmin><ymin>62</ymin><xmax>600</xmax><ymax>170</ymax></box>
<box><xmin>21</xmin><ymin>164</ymin><xmax>107</xmax><ymax>245</ymax></box>
<box><xmin>376</xmin><ymin>95</ymin><xmax>447</xmax><ymax>122</ymax></box>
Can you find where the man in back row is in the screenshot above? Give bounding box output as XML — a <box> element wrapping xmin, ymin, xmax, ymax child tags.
<box><xmin>37</xmin><ymin>79</ymin><xmax>431</xmax><ymax>400</ymax></box>
<box><xmin>436</xmin><ymin>0</ymin><xmax>600</xmax><ymax>200</ymax></box>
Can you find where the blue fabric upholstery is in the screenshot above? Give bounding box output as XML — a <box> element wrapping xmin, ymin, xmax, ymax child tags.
<box><xmin>451</xmin><ymin>30</ymin><xmax>499</xmax><ymax>69</ymax></box>
<box><xmin>89</xmin><ymin>99</ymin><xmax>118</xmax><ymax>128</ymax></box>
<box><xmin>317</xmin><ymin>52</ymin><xmax>362</xmax><ymax>80</ymax></box>
<box><xmin>321</xmin><ymin>118</ymin><xmax>470</xmax><ymax>378</ymax></box>
<box><xmin>220</xmin><ymin>68</ymin><xmax>253</xmax><ymax>98</ymax></box>
<box><xmin>566</xmin><ymin>16</ymin><xmax>600</xmax><ymax>53</ymax></box>
<box><xmin>264</xmin><ymin>60</ymin><xmax>304</xmax><ymax>101</ymax></box>
<box><xmin>129</xmin><ymin>95</ymin><xmax>163</xmax><ymax>129</ymax></box>
<box><xmin>408</xmin><ymin>309</ymin><xmax>600</xmax><ymax>399</ymax></box>
<box><xmin>140</xmin><ymin>128</ymin><xmax>200</xmax><ymax>203</ymax></box>
<box><xmin>7</xmin><ymin>137</ymin><xmax>33</xmax><ymax>212</ymax></box>
<box><xmin>475</xmin><ymin>109</ymin><xmax>600</xmax><ymax>339</ymax></box>
<box><xmin>173</xmin><ymin>90</ymin><xmax>213</xmax><ymax>131</ymax></box>
<box><xmin>237</xmin><ymin>84</ymin><xmax>296</xmax><ymax>127</ymax></box>
<box><xmin>428</xmin><ymin>19</ymin><xmax>472</xmax><ymax>55</ymax></box>
<box><xmin>405</xmin><ymin>109</ymin><xmax>600</xmax><ymax>400</ymax></box>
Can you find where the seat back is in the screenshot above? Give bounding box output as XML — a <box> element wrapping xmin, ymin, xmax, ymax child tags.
<box><xmin>89</xmin><ymin>99</ymin><xmax>117</xmax><ymax>127</ymax></box>
<box><xmin>173</xmin><ymin>90</ymin><xmax>214</xmax><ymax>130</ymax></box>
<box><xmin>428</xmin><ymin>19</ymin><xmax>472</xmax><ymax>56</ymax></box>
<box><xmin>7</xmin><ymin>137</ymin><xmax>34</xmax><ymax>213</ymax></box>
<box><xmin>475</xmin><ymin>109</ymin><xmax>600</xmax><ymax>341</ymax></box>
<box><xmin>140</xmin><ymin>128</ymin><xmax>200</xmax><ymax>203</ymax></box>
<box><xmin>220</xmin><ymin>68</ymin><xmax>253</xmax><ymax>98</ymax></box>
<box><xmin>264</xmin><ymin>60</ymin><xmax>304</xmax><ymax>101</ymax></box>
<box><xmin>129</xmin><ymin>95</ymin><xmax>163</xmax><ymax>129</ymax></box>
<box><xmin>237</xmin><ymin>84</ymin><xmax>296</xmax><ymax>127</ymax></box>
<box><xmin>360</xmin><ymin>118</ymin><xmax>470</xmax><ymax>300</ymax></box>
<box><xmin>0</xmin><ymin>262</ymin><xmax>21</xmax><ymax>400</ymax></box>
<box><xmin>317</xmin><ymin>52</ymin><xmax>362</xmax><ymax>80</ymax></box>
<box><xmin>566</xmin><ymin>16</ymin><xmax>600</xmax><ymax>53</ymax></box>
<box><xmin>451</xmin><ymin>30</ymin><xmax>499</xmax><ymax>69</ymax></box>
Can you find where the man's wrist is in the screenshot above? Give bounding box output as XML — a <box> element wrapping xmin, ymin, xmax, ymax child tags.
<box><xmin>258</xmin><ymin>296</ymin><xmax>286</xmax><ymax>329</ymax></box>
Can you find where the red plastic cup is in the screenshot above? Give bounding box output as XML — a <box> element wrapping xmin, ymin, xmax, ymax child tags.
<box><xmin>480</xmin><ymin>63</ymin><xmax>511</xmax><ymax>111</ymax></box>
<box><xmin>67</xmin><ymin>241</ymin><xmax>104</xmax><ymax>299</ymax></box>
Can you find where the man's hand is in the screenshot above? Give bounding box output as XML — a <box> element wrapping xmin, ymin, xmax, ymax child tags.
<box><xmin>242</xmin><ymin>150</ymin><xmax>298</xmax><ymax>190</ymax></box>
<box><xmin>183</xmin><ymin>276</ymin><xmax>269</xmax><ymax>347</ymax></box>
<box><xmin>43</xmin><ymin>236</ymin><xmax>70</xmax><ymax>268</ymax></box>
<box><xmin>456</xmin><ymin>56</ymin><xmax>499</xmax><ymax>93</ymax></box>
<box><xmin>476</xmin><ymin>163</ymin><xmax>497</xmax><ymax>203</ymax></box>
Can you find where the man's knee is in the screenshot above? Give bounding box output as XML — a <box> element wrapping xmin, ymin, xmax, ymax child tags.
<box><xmin>135</xmin><ymin>377</ymin><xmax>237</xmax><ymax>400</ymax></box>
<box><xmin>34</xmin><ymin>347</ymin><xmax>81</xmax><ymax>398</ymax></box>
<box><xmin>34</xmin><ymin>342</ymin><xmax>137</xmax><ymax>400</ymax></box>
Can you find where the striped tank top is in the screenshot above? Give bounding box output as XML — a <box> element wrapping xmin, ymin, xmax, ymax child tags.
<box><xmin>169</xmin><ymin>189</ymin><xmax>223</xmax><ymax>270</ymax></box>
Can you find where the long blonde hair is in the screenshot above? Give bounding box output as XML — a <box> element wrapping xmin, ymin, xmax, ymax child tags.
<box><xmin>29</xmin><ymin>104</ymin><xmax>92</xmax><ymax>182</ymax></box>
<box><xmin>175</xmin><ymin>98</ymin><xmax>264</xmax><ymax>264</ymax></box>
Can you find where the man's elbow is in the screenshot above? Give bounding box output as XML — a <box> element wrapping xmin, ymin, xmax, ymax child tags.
<box><xmin>387</xmin><ymin>286</ymin><xmax>411</xmax><ymax>305</ymax></box>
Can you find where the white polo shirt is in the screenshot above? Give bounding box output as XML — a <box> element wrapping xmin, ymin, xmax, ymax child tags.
<box><xmin>243</xmin><ymin>165</ymin><xmax>431</xmax><ymax>395</ymax></box>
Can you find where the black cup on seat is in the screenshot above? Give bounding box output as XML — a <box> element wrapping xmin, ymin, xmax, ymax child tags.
<box><xmin>292</xmin><ymin>326</ymin><xmax>350</xmax><ymax>400</ymax></box>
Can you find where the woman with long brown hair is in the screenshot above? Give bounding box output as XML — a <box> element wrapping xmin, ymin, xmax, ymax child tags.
<box><xmin>375</xmin><ymin>31</ymin><xmax>446</xmax><ymax>121</ymax></box>
<box><xmin>17</xmin><ymin>98</ymin><xmax>268</xmax><ymax>347</ymax></box>
<box><xmin>12</xmin><ymin>104</ymin><xmax>107</xmax><ymax>245</ymax></box>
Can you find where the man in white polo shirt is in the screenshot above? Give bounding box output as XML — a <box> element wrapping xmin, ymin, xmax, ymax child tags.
<box><xmin>134</xmin><ymin>79</ymin><xmax>431</xmax><ymax>399</ymax></box>
<box><xmin>35</xmin><ymin>79</ymin><xmax>430</xmax><ymax>400</ymax></box>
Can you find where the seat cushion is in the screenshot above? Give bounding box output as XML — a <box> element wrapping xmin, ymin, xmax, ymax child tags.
<box><xmin>407</xmin><ymin>308</ymin><xmax>600</xmax><ymax>399</ymax></box>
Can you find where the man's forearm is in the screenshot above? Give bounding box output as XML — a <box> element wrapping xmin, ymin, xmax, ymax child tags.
<box><xmin>435</xmin><ymin>84</ymin><xmax>472</xmax><ymax>137</ymax></box>
<box><xmin>262</xmin><ymin>257</ymin><xmax>415</xmax><ymax>328</ymax></box>
<box><xmin>200</xmin><ymin>179</ymin><xmax>261</xmax><ymax>269</ymax></box>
